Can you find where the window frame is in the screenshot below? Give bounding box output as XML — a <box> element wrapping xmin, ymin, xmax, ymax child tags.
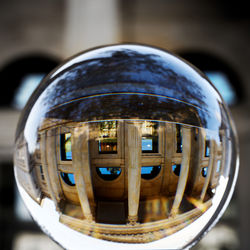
<box><xmin>89</xmin><ymin>120</ymin><xmax>123</xmax><ymax>160</ymax></box>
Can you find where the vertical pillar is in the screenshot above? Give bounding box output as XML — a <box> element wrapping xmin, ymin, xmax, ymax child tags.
<box><xmin>127</xmin><ymin>121</ymin><xmax>142</xmax><ymax>224</ymax></box>
<box><xmin>64</xmin><ymin>0</ymin><xmax>120</xmax><ymax>57</ymax></box>
<box><xmin>46</xmin><ymin>129</ymin><xmax>64</xmax><ymax>201</ymax></box>
<box><xmin>219</xmin><ymin>130</ymin><xmax>227</xmax><ymax>175</ymax></box>
<box><xmin>171</xmin><ymin>127</ymin><xmax>191</xmax><ymax>216</ymax></box>
<box><xmin>161</xmin><ymin>123</ymin><xmax>174</xmax><ymax>194</ymax></box>
<box><xmin>71</xmin><ymin>124</ymin><xmax>94</xmax><ymax>221</ymax></box>
<box><xmin>200</xmin><ymin>140</ymin><xmax>215</xmax><ymax>201</ymax></box>
<box><xmin>189</xmin><ymin>128</ymin><xmax>206</xmax><ymax>195</ymax></box>
<box><xmin>40</xmin><ymin>131</ymin><xmax>59</xmax><ymax>210</ymax></box>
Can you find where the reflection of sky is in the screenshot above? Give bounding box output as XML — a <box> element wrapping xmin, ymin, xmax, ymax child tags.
<box><xmin>13</xmin><ymin>73</ymin><xmax>45</xmax><ymax>109</ymax></box>
<box><xmin>217</xmin><ymin>160</ymin><xmax>221</xmax><ymax>173</ymax></box>
<box><xmin>50</xmin><ymin>45</ymin><xmax>222</xmax><ymax>113</ymax></box>
<box><xmin>141</xmin><ymin>166</ymin><xmax>154</xmax><ymax>174</ymax></box>
<box><xmin>22</xmin><ymin>45</ymin><xmax>226</xmax><ymax>153</ymax></box>
<box><xmin>205</xmin><ymin>71</ymin><xmax>236</xmax><ymax>106</ymax></box>
<box><xmin>142</xmin><ymin>139</ymin><xmax>152</xmax><ymax>151</ymax></box>
<box><xmin>60</xmin><ymin>172</ymin><xmax>75</xmax><ymax>185</ymax></box>
<box><xmin>98</xmin><ymin>168</ymin><xmax>121</xmax><ymax>175</ymax></box>
<box><xmin>66</xmin><ymin>151</ymin><xmax>72</xmax><ymax>160</ymax></box>
<box><xmin>68</xmin><ymin>173</ymin><xmax>75</xmax><ymax>184</ymax></box>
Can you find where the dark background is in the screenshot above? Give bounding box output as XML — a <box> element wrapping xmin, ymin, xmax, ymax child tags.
<box><xmin>0</xmin><ymin>0</ymin><xmax>249</xmax><ymax>249</ymax></box>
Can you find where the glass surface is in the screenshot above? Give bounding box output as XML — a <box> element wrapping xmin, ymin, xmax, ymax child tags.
<box><xmin>98</xmin><ymin>121</ymin><xmax>117</xmax><ymax>154</ymax></box>
<box><xmin>205</xmin><ymin>140</ymin><xmax>210</xmax><ymax>157</ymax></box>
<box><xmin>142</xmin><ymin>121</ymin><xmax>158</xmax><ymax>153</ymax></box>
<box><xmin>141</xmin><ymin>166</ymin><xmax>161</xmax><ymax>180</ymax></box>
<box><xmin>176</xmin><ymin>124</ymin><xmax>182</xmax><ymax>153</ymax></box>
<box><xmin>60</xmin><ymin>172</ymin><xmax>75</xmax><ymax>186</ymax></box>
<box><xmin>201</xmin><ymin>167</ymin><xmax>208</xmax><ymax>178</ymax></box>
<box><xmin>142</xmin><ymin>138</ymin><xmax>153</xmax><ymax>151</ymax></box>
<box><xmin>13</xmin><ymin>44</ymin><xmax>239</xmax><ymax>250</ymax></box>
<box><xmin>172</xmin><ymin>164</ymin><xmax>181</xmax><ymax>177</ymax></box>
<box><xmin>60</xmin><ymin>133</ymin><xmax>72</xmax><ymax>160</ymax></box>
<box><xmin>96</xmin><ymin>167</ymin><xmax>121</xmax><ymax>181</ymax></box>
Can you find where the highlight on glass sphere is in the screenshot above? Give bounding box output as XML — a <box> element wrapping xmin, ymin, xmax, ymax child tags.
<box><xmin>13</xmin><ymin>44</ymin><xmax>239</xmax><ymax>250</ymax></box>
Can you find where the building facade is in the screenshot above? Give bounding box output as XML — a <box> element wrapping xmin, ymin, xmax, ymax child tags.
<box><xmin>14</xmin><ymin>118</ymin><xmax>225</xmax><ymax>243</ymax></box>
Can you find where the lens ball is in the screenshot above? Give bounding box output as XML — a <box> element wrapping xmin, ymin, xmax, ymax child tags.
<box><xmin>14</xmin><ymin>44</ymin><xmax>239</xmax><ymax>250</ymax></box>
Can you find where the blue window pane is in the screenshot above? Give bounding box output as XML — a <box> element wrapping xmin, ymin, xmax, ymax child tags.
<box><xmin>60</xmin><ymin>172</ymin><xmax>75</xmax><ymax>186</ymax></box>
<box><xmin>217</xmin><ymin>160</ymin><xmax>221</xmax><ymax>173</ymax></box>
<box><xmin>141</xmin><ymin>166</ymin><xmax>153</xmax><ymax>174</ymax></box>
<box><xmin>172</xmin><ymin>164</ymin><xmax>181</xmax><ymax>176</ymax></box>
<box><xmin>68</xmin><ymin>173</ymin><xmax>75</xmax><ymax>184</ymax></box>
<box><xmin>201</xmin><ymin>167</ymin><xmax>208</xmax><ymax>177</ymax></box>
<box><xmin>205</xmin><ymin>140</ymin><xmax>210</xmax><ymax>157</ymax></box>
<box><xmin>141</xmin><ymin>121</ymin><xmax>158</xmax><ymax>153</ymax></box>
<box><xmin>66</xmin><ymin>151</ymin><xmax>72</xmax><ymax>160</ymax></box>
<box><xmin>60</xmin><ymin>133</ymin><xmax>72</xmax><ymax>161</ymax></box>
<box><xmin>142</xmin><ymin>138</ymin><xmax>153</xmax><ymax>151</ymax></box>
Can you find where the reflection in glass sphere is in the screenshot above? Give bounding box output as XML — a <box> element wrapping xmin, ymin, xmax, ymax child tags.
<box><xmin>14</xmin><ymin>44</ymin><xmax>239</xmax><ymax>250</ymax></box>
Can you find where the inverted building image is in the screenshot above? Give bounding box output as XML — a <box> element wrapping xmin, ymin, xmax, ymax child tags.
<box><xmin>13</xmin><ymin>45</ymin><xmax>237</xmax><ymax>247</ymax></box>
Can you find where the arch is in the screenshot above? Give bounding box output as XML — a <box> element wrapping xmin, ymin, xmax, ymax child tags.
<box><xmin>0</xmin><ymin>53</ymin><xmax>60</xmax><ymax>108</ymax></box>
<box><xmin>177</xmin><ymin>50</ymin><xmax>243</xmax><ymax>106</ymax></box>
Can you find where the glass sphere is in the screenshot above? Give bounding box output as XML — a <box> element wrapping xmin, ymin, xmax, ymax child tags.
<box><xmin>14</xmin><ymin>44</ymin><xmax>239</xmax><ymax>250</ymax></box>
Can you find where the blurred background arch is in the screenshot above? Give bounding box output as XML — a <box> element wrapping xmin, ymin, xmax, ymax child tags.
<box><xmin>0</xmin><ymin>53</ymin><xmax>60</xmax><ymax>109</ymax></box>
<box><xmin>177</xmin><ymin>50</ymin><xmax>244</xmax><ymax>106</ymax></box>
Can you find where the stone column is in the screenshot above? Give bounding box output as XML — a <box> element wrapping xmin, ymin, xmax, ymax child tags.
<box><xmin>126</xmin><ymin>121</ymin><xmax>142</xmax><ymax>224</ymax></box>
<box><xmin>64</xmin><ymin>0</ymin><xmax>120</xmax><ymax>57</ymax></box>
<box><xmin>171</xmin><ymin>127</ymin><xmax>191</xmax><ymax>216</ymax></box>
<box><xmin>71</xmin><ymin>124</ymin><xmax>94</xmax><ymax>221</ymax></box>
<box><xmin>40</xmin><ymin>131</ymin><xmax>59</xmax><ymax>210</ymax></box>
<box><xmin>46</xmin><ymin>128</ymin><xmax>64</xmax><ymax>202</ymax></box>
<box><xmin>200</xmin><ymin>140</ymin><xmax>215</xmax><ymax>201</ymax></box>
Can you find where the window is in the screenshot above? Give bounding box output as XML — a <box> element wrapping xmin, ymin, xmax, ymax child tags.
<box><xmin>201</xmin><ymin>167</ymin><xmax>208</xmax><ymax>177</ymax></box>
<box><xmin>172</xmin><ymin>164</ymin><xmax>181</xmax><ymax>176</ymax></box>
<box><xmin>98</xmin><ymin>121</ymin><xmax>117</xmax><ymax>154</ymax></box>
<box><xmin>216</xmin><ymin>160</ymin><xmax>221</xmax><ymax>173</ymax></box>
<box><xmin>142</xmin><ymin>121</ymin><xmax>158</xmax><ymax>153</ymax></box>
<box><xmin>96</xmin><ymin>167</ymin><xmax>121</xmax><ymax>181</ymax></box>
<box><xmin>141</xmin><ymin>166</ymin><xmax>161</xmax><ymax>180</ymax></box>
<box><xmin>13</xmin><ymin>73</ymin><xmax>45</xmax><ymax>109</ymax></box>
<box><xmin>205</xmin><ymin>71</ymin><xmax>237</xmax><ymax>106</ymax></box>
<box><xmin>39</xmin><ymin>165</ymin><xmax>45</xmax><ymax>181</ymax></box>
<box><xmin>176</xmin><ymin>124</ymin><xmax>182</xmax><ymax>153</ymax></box>
<box><xmin>178</xmin><ymin>51</ymin><xmax>243</xmax><ymax>107</ymax></box>
<box><xmin>60</xmin><ymin>172</ymin><xmax>75</xmax><ymax>186</ymax></box>
<box><xmin>60</xmin><ymin>133</ymin><xmax>72</xmax><ymax>161</ymax></box>
<box><xmin>205</xmin><ymin>140</ymin><xmax>210</xmax><ymax>157</ymax></box>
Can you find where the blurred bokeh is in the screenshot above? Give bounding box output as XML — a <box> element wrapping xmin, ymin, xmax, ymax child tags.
<box><xmin>0</xmin><ymin>0</ymin><xmax>249</xmax><ymax>249</ymax></box>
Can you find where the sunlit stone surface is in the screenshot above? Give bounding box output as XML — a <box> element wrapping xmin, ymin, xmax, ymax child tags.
<box><xmin>14</xmin><ymin>44</ymin><xmax>239</xmax><ymax>250</ymax></box>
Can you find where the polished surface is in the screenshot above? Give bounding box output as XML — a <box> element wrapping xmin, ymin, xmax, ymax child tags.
<box><xmin>14</xmin><ymin>44</ymin><xmax>239</xmax><ymax>249</ymax></box>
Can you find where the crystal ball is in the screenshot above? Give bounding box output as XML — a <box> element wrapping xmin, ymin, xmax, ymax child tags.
<box><xmin>14</xmin><ymin>44</ymin><xmax>239</xmax><ymax>250</ymax></box>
